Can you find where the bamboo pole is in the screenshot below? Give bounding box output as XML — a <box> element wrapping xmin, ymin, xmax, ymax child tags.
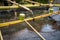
<box><xmin>25</xmin><ymin>0</ymin><xmax>39</xmax><ymax>4</ymax></box>
<box><xmin>25</xmin><ymin>20</ymin><xmax>46</xmax><ymax>40</ymax></box>
<box><xmin>0</xmin><ymin>4</ymin><xmax>60</xmax><ymax>10</ymax></box>
<box><xmin>7</xmin><ymin>0</ymin><xmax>37</xmax><ymax>12</ymax></box>
<box><xmin>0</xmin><ymin>11</ymin><xmax>59</xmax><ymax>27</ymax></box>
<box><xmin>0</xmin><ymin>30</ymin><xmax>3</xmax><ymax>40</ymax></box>
<box><xmin>0</xmin><ymin>6</ymin><xmax>19</xmax><ymax>10</ymax></box>
<box><xmin>0</xmin><ymin>4</ymin><xmax>40</xmax><ymax>10</ymax></box>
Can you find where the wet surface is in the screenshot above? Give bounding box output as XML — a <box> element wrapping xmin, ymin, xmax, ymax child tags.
<box><xmin>49</xmin><ymin>7</ymin><xmax>60</xmax><ymax>21</ymax></box>
<box><xmin>2</xmin><ymin>18</ymin><xmax>60</xmax><ymax>40</ymax></box>
<box><xmin>0</xmin><ymin>9</ymin><xmax>60</xmax><ymax>40</ymax></box>
<box><xmin>41</xmin><ymin>24</ymin><xmax>55</xmax><ymax>32</ymax></box>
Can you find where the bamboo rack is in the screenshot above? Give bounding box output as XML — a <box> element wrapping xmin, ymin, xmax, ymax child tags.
<box><xmin>0</xmin><ymin>11</ymin><xmax>59</xmax><ymax>27</ymax></box>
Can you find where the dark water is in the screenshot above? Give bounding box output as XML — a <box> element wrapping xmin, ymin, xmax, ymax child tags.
<box><xmin>3</xmin><ymin>20</ymin><xmax>60</xmax><ymax>40</ymax></box>
<box><xmin>0</xmin><ymin>10</ymin><xmax>60</xmax><ymax>40</ymax></box>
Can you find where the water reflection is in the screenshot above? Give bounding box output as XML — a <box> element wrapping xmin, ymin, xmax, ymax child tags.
<box><xmin>50</xmin><ymin>7</ymin><xmax>60</xmax><ymax>21</ymax></box>
<box><xmin>7</xmin><ymin>28</ymin><xmax>41</xmax><ymax>40</ymax></box>
<box><xmin>41</xmin><ymin>24</ymin><xmax>55</xmax><ymax>32</ymax></box>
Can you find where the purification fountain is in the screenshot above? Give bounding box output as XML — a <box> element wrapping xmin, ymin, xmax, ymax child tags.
<box><xmin>0</xmin><ymin>0</ymin><xmax>60</xmax><ymax>40</ymax></box>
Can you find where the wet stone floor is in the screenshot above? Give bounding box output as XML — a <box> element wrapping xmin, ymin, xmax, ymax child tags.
<box><xmin>0</xmin><ymin>10</ymin><xmax>60</xmax><ymax>40</ymax></box>
<box><xmin>1</xmin><ymin>18</ymin><xmax>60</xmax><ymax>40</ymax></box>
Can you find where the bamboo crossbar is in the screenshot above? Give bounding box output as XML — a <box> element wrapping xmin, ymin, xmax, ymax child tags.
<box><xmin>0</xmin><ymin>4</ymin><xmax>40</xmax><ymax>10</ymax></box>
<box><xmin>0</xmin><ymin>30</ymin><xmax>3</xmax><ymax>40</ymax></box>
<box><xmin>0</xmin><ymin>6</ymin><xmax>19</xmax><ymax>10</ymax></box>
<box><xmin>0</xmin><ymin>11</ymin><xmax>59</xmax><ymax>27</ymax></box>
<box><xmin>25</xmin><ymin>0</ymin><xmax>39</xmax><ymax>4</ymax></box>
<box><xmin>0</xmin><ymin>4</ymin><xmax>60</xmax><ymax>10</ymax></box>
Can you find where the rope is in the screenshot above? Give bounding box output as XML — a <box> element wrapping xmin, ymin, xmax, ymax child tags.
<box><xmin>24</xmin><ymin>20</ymin><xmax>46</xmax><ymax>40</ymax></box>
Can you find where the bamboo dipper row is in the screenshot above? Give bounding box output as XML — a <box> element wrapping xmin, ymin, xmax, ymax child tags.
<box><xmin>0</xmin><ymin>11</ymin><xmax>60</xmax><ymax>27</ymax></box>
